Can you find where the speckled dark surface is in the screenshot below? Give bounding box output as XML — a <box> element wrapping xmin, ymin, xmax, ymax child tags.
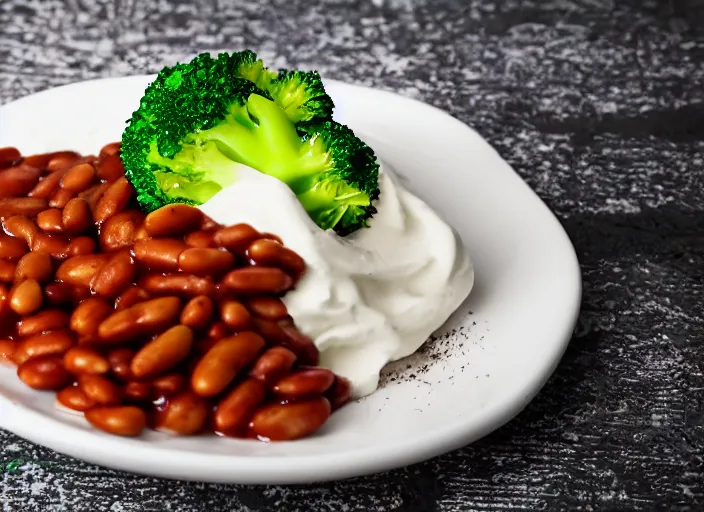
<box><xmin>1</xmin><ymin>0</ymin><xmax>703</xmax><ymax>510</ymax></box>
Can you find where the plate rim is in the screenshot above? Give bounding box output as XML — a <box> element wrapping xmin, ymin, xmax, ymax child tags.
<box><xmin>0</xmin><ymin>74</ymin><xmax>582</xmax><ymax>484</ymax></box>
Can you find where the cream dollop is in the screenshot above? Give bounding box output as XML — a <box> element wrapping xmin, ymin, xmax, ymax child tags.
<box><xmin>199</xmin><ymin>161</ymin><xmax>474</xmax><ymax>397</ymax></box>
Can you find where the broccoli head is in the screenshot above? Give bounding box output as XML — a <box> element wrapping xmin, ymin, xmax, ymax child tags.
<box><xmin>120</xmin><ymin>51</ymin><xmax>379</xmax><ymax>235</ymax></box>
<box><xmin>227</xmin><ymin>50</ymin><xmax>334</xmax><ymax>125</ymax></box>
<box><xmin>266</xmin><ymin>69</ymin><xmax>335</xmax><ymax>125</ymax></box>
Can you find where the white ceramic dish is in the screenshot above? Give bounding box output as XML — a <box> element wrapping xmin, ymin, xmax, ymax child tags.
<box><xmin>0</xmin><ymin>76</ymin><xmax>581</xmax><ymax>484</ymax></box>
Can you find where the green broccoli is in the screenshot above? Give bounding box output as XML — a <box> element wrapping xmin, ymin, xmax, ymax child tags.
<box><xmin>120</xmin><ymin>52</ymin><xmax>379</xmax><ymax>235</ymax></box>
<box><xmin>266</xmin><ymin>69</ymin><xmax>335</xmax><ymax>125</ymax></box>
<box><xmin>226</xmin><ymin>49</ymin><xmax>277</xmax><ymax>90</ymax></box>
<box><xmin>227</xmin><ymin>50</ymin><xmax>334</xmax><ymax>125</ymax></box>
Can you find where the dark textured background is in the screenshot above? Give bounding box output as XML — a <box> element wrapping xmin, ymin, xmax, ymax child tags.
<box><xmin>1</xmin><ymin>0</ymin><xmax>703</xmax><ymax>510</ymax></box>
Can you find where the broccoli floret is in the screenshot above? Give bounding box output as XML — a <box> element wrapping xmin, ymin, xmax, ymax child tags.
<box><xmin>226</xmin><ymin>49</ymin><xmax>278</xmax><ymax>90</ymax></box>
<box><xmin>228</xmin><ymin>50</ymin><xmax>334</xmax><ymax>125</ymax></box>
<box><xmin>120</xmin><ymin>52</ymin><xmax>379</xmax><ymax>235</ymax></box>
<box><xmin>267</xmin><ymin>69</ymin><xmax>335</xmax><ymax>125</ymax></box>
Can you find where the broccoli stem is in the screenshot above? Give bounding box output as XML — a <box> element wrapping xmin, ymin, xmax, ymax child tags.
<box><xmin>147</xmin><ymin>141</ymin><xmax>245</xmax><ymax>203</ymax></box>
<box><xmin>195</xmin><ymin>94</ymin><xmax>329</xmax><ymax>180</ymax></box>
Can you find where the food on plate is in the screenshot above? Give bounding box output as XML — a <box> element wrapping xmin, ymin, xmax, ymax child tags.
<box><xmin>0</xmin><ymin>145</ymin><xmax>350</xmax><ymax>440</ymax></box>
<box><xmin>221</xmin><ymin>49</ymin><xmax>335</xmax><ymax>125</ymax></box>
<box><xmin>121</xmin><ymin>51</ymin><xmax>474</xmax><ymax>398</ymax></box>
<box><xmin>121</xmin><ymin>52</ymin><xmax>379</xmax><ymax>236</ymax></box>
<box><xmin>0</xmin><ymin>48</ymin><xmax>474</xmax><ymax>441</ymax></box>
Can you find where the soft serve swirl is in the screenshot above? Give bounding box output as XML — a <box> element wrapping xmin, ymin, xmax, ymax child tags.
<box><xmin>199</xmin><ymin>160</ymin><xmax>474</xmax><ymax>397</ymax></box>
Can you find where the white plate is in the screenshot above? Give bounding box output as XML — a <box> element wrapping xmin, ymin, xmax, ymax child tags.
<box><xmin>0</xmin><ymin>76</ymin><xmax>581</xmax><ymax>484</ymax></box>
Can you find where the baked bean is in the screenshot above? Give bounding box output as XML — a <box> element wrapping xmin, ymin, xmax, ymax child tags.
<box><xmin>249</xmin><ymin>346</ymin><xmax>297</xmax><ymax>385</ymax></box>
<box><xmin>12</xmin><ymin>330</ymin><xmax>76</xmax><ymax>365</ymax></box>
<box><xmin>114</xmin><ymin>285</ymin><xmax>149</xmax><ymax>311</ymax></box>
<box><xmin>79</xmin><ymin>374</ymin><xmax>121</xmax><ymax>405</ymax></box>
<box><xmin>191</xmin><ymin>331</ymin><xmax>265</xmax><ymax>397</ymax></box>
<box><xmin>213</xmin><ymin>379</ymin><xmax>267</xmax><ymax>436</ymax></box>
<box><xmin>17</xmin><ymin>309</ymin><xmax>69</xmax><ymax>337</ymax></box>
<box><xmin>57</xmin><ymin>385</ymin><xmax>95</xmax><ymax>412</ymax></box>
<box><xmin>80</xmin><ymin>181</ymin><xmax>111</xmax><ymax>211</ymax></box>
<box><xmin>98</xmin><ymin>209</ymin><xmax>144</xmax><ymax>251</ymax></box>
<box><xmin>49</xmin><ymin>188</ymin><xmax>74</xmax><ymax>208</ymax></box>
<box><xmin>249</xmin><ymin>397</ymin><xmax>331</xmax><ymax>441</ymax></box>
<box><xmin>17</xmin><ymin>357</ymin><xmax>71</xmax><ymax>390</ymax></box>
<box><xmin>23</xmin><ymin>152</ymin><xmax>74</xmax><ymax>171</ymax></box>
<box><xmin>178</xmin><ymin>247</ymin><xmax>235</xmax><ymax>275</ymax></box>
<box><xmin>0</xmin><ymin>233</ymin><xmax>28</xmax><ymax>261</ymax></box>
<box><xmin>153</xmin><ymin>391</ymin><xmax>210</xmax><ymax>435</ymax></box>
<box><xmin>63</xmin><ymin>346</ymin><xmax>110</xmax><ymax>375</ymax></box>
<box><xmin>219</xmin><ymin>300</ymin><xmax>251</xmax><ymax>330</ymax></box>
<box><xmin>91</xmin><ymin>250</ymin><xmax>136</xmax><ymax>298</ymax></box>
<box><xmin>133</xmin><ymin>238</ymin><xmax>186</xmax><ymax>271</ymax></box>
<box><xmin>107</xmin><ymin>348</ymin><xmax>135</xmax><ymax>381</ymax></box>
<box><xmin>56</xmin><ymin>254</ymin><xmax>108</xmax><ymax>287</ymax></box>
<box><xmin>3</xmin><ymin>215</ymin><xmax>39</xmax><ymax>252</ymax></box>
<box><xmin>0</xmin><ymin>339</ymin><xmax>17</xmax><ymax>365</ymax></box>
<box><xmin>277</xmin><ymin>321</ymin><xmax>321</xmax><ymax>366</ymax></box>
<box><xmin>253</xmin><ymin>318</ymin><xmax>319</xmax><ymax>366</ymax></box>
<box><xmin>184</xmin><ymin>230</ymin><xmax>215</xmax><ymax>248</ymax></box>
<box><xmin>179</xmin><ymin>296</ymin><xmax>214</xmax><ymax>330</ymax></box>
<box><xmin>85</xmin><ymin>406</ymin><xmax>146</xmax><ymax>437</ymax></box>
<box><xmin>41</xmin><ymin>282</ymin><xmax>70</xmax><ymax>305</ymax></box>
<box><xmin>272</xmin><ymin>368</ymin><xmax>335</xmax><ymax>398</ymax></box>
<box><xmin>199</xmin><ymin>216</ymin><xmax>220</xmax><ymax>231</ymax></box>
<box><xmin>151</xmin><ymin>373</ymin><xmax>186</xmax><ymax>398</ymax></box>
<box><xmin>0</xmin><ymin>198</ymin><xmax>48</xmax><ymax>218</ymax></box>
<box><xmin>139</xmin><ymin>273</ymin><xmax>216</xmax><ymax>299</ymax></box>
<box><xmin>247</xmin><ymin>238</ymin><xmax>305</xmax><ymax>278</ymax></box>
<box><xmin>10</xmin><ymin>278</ymin><xmax>43</xmax><ymax>315</ymax></box>
<box><xmin>212</xmin><ymin>224</ymin><xmax>261</xmax><ymax>254</ymax></box>
<box><xmin>122</xmin><ymin>381</ymin><xmax>152</xmax><ymax>403</ymax></box>
<box><xmin>206</xmin><ymin>321</ymin><xmax>228</xmax><ymax>342</ymax></box>
<box><xmin>36</xmin><ymin>208</ymin><xmax>64</xmax><ymax>232</ymax></box>
<box><xmin>32</xmin><ymin>232</ymin><xmax>71</xmax><ymax>259</ymax></box>
<box><xmin>78</xmin><ymin>155</ymin><xmax>99</xmax><ymax>166</ymax></box>
<box><xmin>14</xmin><ymin>251</ymin><xmax>53</xmax><ymax>283</ymax></box>
<box><xmin>98</xmin><ymin>296</ymin><xmax>181</xmax><ymax>343</ymax></box>
<box><xmin>96</xmin><ymin>153</ymin><xmax>124</xmax><ymax>181</ymax></box>
<box><xmin>60</xmin><ymin>163</ymin><xmax>95</xmax><ymax>193</ymax></box>
<box><xmin>98</xmin><ymin>142</ymin><xmax>121</xmax><ymax>161</ymax></box>
<box><xmin>251</xmin><ymin>317</ymin><xmax>288</xmax><ymax>345</ymax></box>
<box><xmin>3</xmin><ymin>216</ymin><xmax>38</xmax><ymax>249</ymax></box>
<box><xmin>260</xmin><ymin>233</ymin><xmax>283</xmax><ymax>245</ymax></box>
<box><xmin>222</xmin><ymin>267</ymin><xmax>293</xmax><ymax>295</ymax></box>
<box><xmin>28</xmin><ymin>168</ymin><xmax>67</xmax><ymax>199</ymax></box>
<box><xmin>0</xmin><ymin>147</ymin><xmax>21</xmax><ymax>169</ymax></box>
<box><xmin>144</xmin><ymin>204</ymin><xmax>203</xmax><ymax>237</ymax></box>
<box><xmin>131</xmin><ymin>325</ymin><xmax>194</xmax><ymax>379</ymax></box>
<box><xmin>44</xmin><ymin>282</ymin><xmax>90</xmax><ymax>306</ymax></box>
<box><xmin>70</xmin><ymin>297</ymin><xmax>112</xmax><ymax>338</ymax></box>
<box><xmin>134</xmin><ymin>225</ymin><xmax>150</xmax><ymax>241</ymax></box>
<box><xmin>93</xmin><ymin>177</ymin><xmax>132</xmax><ymax>223</ymax></box>
<box><xmin>46</xmin><ymin>152</ymin><xmax>81</xmax><ymax>172</ymax></box>
<box><xmin>66</xmin><ymin>236</ymin><xmax>96</xmax><ymax>256</ymax></box>
<box><xmin>0</xmin><ymin>283</ymin><xmax>10</xmax><ymax>317</ymax></box>
<box><xmin>62</xmin><ymin>198</ymin><xmax>92</xmax><ymax>234</ymax></box>
<box><xmin>246</xmin><ymin>297</ymin><xmax>288</xmax><ymax>321</ymax></box>
<box><xmin>20</xmin><ymin>152</ymin><xmax>58</xmax><ymax>171</ymax></box>
<box><xmin>0</xmin><ymin>164</ymin><xmax>42</xmax><ymax>199</ymax></box>
<box><xmin>0</xmin><ymin>261</ymin><xmax>16</xmax><ymax>283</ymax></box>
